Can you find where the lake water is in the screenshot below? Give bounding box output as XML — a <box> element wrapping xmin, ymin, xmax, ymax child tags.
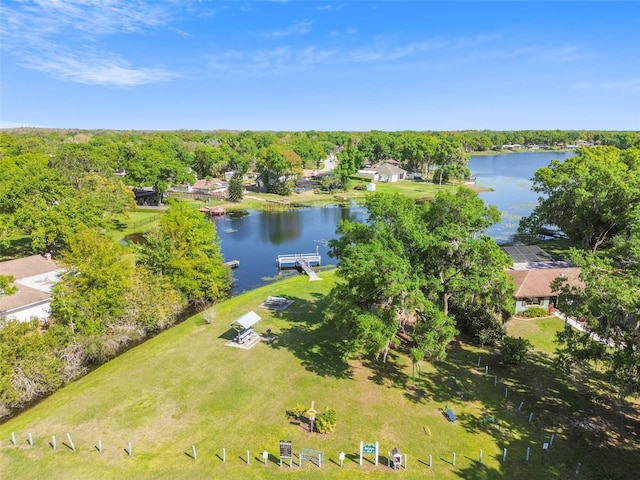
<box><xmin>217</xmin><ymin>151</ymin><xmax>574</xmax><ymax>294</ymax></box>
<box><xmin>214</xmin><ymin>204</ymin><xmax>369</xmax><ymax>293</ymax></box>
<box><xmin>468</xmin><ymin>151</ymin><xmax>575</xmax><ymax>243</ymax></box>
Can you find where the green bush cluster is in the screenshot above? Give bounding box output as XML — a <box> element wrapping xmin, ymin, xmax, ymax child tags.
<box><xmin>286</xmin><ymin>403</ymin><xmax>337</xmax><ymax>434</ymax></box>
<box><xmin>314</xmin><ymin>407</ymin><xmax>338</xmax><ymax>434</ymax></box>
<box><xmin>285</xmin><ymin>403</ymin><xmax>307</xmax><ymax>419</ymax></box>
<box><xmin>520</xmin><ymin>306</ymin><xmax>549</xmax><ymax>318</ymax></box>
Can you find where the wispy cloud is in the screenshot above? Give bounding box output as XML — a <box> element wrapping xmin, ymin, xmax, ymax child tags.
<box><xmin>0</xmin><ymin>0</ymin><xmax>183</xmax><ymax>86</ymax></box>
<box><xmin>317</xmin><ymin>4</ymin><xmax>347</xmax><ymax>11</ymax></box>
<box><xmin>266</xmin><ymin>20</ymin><xmax>313</xmax><ymax>37</ymax></box>
<box><xmin>19</xmin><ymin>48</ymin><xmax>179</xmax><ymax>87</ymax></box>
<box><xmin>348</xmin><ymin>39</ymin><xmax>447</xmax><ymax>63</ymax></box>
<box><xmin>571</xmin><ymin>79</ymin><xmax>640</xmax><ymax>92</ymax></box>
<box><xmin>479</xmin><ymin>43</ymin><xmax>584</xmax><ymax>64</ymax></box>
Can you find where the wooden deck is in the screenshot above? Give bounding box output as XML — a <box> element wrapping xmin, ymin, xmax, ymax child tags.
<box><xmin>198</xmin><ymin>206</ymin><xmax>226</xmax><ymax>216</ymax></box>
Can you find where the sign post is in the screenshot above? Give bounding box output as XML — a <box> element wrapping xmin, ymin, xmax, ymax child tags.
<box><xmin>279</xmin><ymin>440</ymin><xmax>293</xmax><ymax>467</ymax></box>
<box><xmin>359</xmin><ymin>441</ymin><xmax>379</xmax><ymax>466</ymax></box>
<box><xmin>307</xmin><ymin>401</ymin><xmax>317</xmax><ymax>433</ymax></box>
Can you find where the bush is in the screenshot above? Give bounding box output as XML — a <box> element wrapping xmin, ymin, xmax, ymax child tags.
<box><xmin>501</xmin><ymin>336</ymin><xmax>533</xmax><ymax>364</ymax></box>
<box><xmin>520</xmin><ymin>306</ymin><xmax>549</xmax><ymax>318</ymax></box>
<box><xmin>314</xmin><ymin>407</ymin><xmax>337</xmax><ymax>434</ymax></box>
<box><xmin>285</xmin><ymin>403</ymin><xmax>307</xmax><ymax>419</ymax></box>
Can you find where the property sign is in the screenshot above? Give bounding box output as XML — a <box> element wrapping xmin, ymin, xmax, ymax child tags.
<box><xmin>359</xmin><ymin>440</ymin><xmax>379</xmax><ymax>466</ymax></box>
<box><xmin>280</xmin><ymin>440</ymin><xmax>292</xmax><ymax>458</ymax></box>
<box><xmin>363</xmin><ymin>443</ymin><xmax>376</xmax><ymax>454</ymax></box>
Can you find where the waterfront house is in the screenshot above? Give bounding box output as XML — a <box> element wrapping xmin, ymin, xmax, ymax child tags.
<box><xmin>506</xmin><ymin>267</ymin><xmax>582</xmax><ymax>313</ymax></box>
<box><xmin>355</xmin><ymin>162</ymin><xmax>407</xmax><ymax>183</ymax></box>
<box><xmin>501</xmin><ymin>245</ymin><xmax>582</xmax><ymax>313</ymax></box>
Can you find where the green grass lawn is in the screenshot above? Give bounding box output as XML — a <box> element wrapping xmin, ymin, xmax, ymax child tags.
<box><xmin>1</xmin><ymin>271</ymin><xmax>638</xmax><ymax>479</ymax></box>
<box><xmin>506</xmin><ymin>315</ymin><xmax>565</xmax><ymax>353</ymax></box>
<box><xmin>110</xmin><ymin>210</ymin><xmax>163</xmax><ymax>243</ymax></box>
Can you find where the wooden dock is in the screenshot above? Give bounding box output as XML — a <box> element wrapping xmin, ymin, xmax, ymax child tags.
<box><xmin>276</xmin><ymin>253</ymin><xmax>322</xmax><ymax>281</ymax></box>
<box><xmin>199</xmin><ymin>206</ymin><xmax>226</xmax><ymax>216</ymax></box>
<box><xmin>225</xmin><ymin>260</ymin><xmax>240</xmax><ymax>269</ymax></box>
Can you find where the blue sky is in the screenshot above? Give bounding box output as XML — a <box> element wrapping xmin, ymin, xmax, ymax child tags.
<box><xmin>1</xmin><ymin>1</ymin><xmax>638</xmax><ymax>131</ymax></box>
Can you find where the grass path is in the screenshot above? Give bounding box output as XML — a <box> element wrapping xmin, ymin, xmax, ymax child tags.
<box><xmin>1</xmin><ymin>272</ymin><xmax>638</xmax><ymax>479</ymax></box>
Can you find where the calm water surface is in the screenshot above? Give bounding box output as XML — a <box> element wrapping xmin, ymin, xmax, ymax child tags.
<box><xmin>214</xmin><ymin>205</ymin><xmax>368</xmax><ymax>294</ymax></box>
<box><xmin>468</xmin><ymin>151</ymin><xmax>575</xmax><ymax>243</ymax></box>
<box><xmin>218</xmin><ymin>151</ymin><xmax>574</xmax><ymax>294</ymax></box>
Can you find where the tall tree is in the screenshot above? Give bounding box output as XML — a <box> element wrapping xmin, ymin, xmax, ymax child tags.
<box><xmin>0</xmin><ymin>153</ymin><xmax>133</xmax><ymax>253</ymax></box>
<box><xmin>520</xmin><ymin>146</ymin><xmax>640</xmax><ymax>251</ymax></box>
<box><xmin>398</xmin><ymin>132</ymin><xmax>440</xmax><ymax>176</ymax></box>
<box><xmin>50</xmin><ymin>228</ymin><xmax>134</xmax><ymax>335</ymax></box>
<box><xmin>135</xmin><ymin>201</ymin><xmax>231</xmax><ymax>304</ymax></box>
<box><xmin>334</xmin><ymin>140</ymin><xmax>363</xmax><ymax>188</ymax></box>
<box><xmin>327</xmin><ymin>190</ymin><xmax>511</xmax><ymax>364</ymax></box>
<box><xmin>255</xmin><ymin>145</ymin><xmax>301</xmax><ymax>195</ymax></box>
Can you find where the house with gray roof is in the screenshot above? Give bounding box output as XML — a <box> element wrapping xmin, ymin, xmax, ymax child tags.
<box><xmin>355</xmin><ymin>162</ymin><xmax>407</xmax><ymax>183</ymax></box>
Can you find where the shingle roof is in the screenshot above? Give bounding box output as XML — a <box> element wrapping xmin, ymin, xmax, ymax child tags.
<box><xmin>0</xmin><ymin>254</ymin><xmax>59</xmax><ymax>279</ymax></box>
<box><xmin>0</xmin><ymin>255</ymin><xmax>62</xmax><ymax>315</ymax></box>
<box><xmin>506</xmin><ymin>267</ymin><xmax>582</xmax><ymax>298</ymax></box>
<box><xmin>374</xmin><ymin>163</ymin><xmax>407</xmax><ymax>176</ymax></box>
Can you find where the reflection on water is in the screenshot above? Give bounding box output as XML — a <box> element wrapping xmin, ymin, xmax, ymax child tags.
<box><xmin>217</xmin><ymin>152</ymin><xmax>574</xmax><ymax>294</ymax></box>
<box><xmin>215</xmin><ymin>203</ymin><xmax>367</xmax><ymax>294</ymax></box>
<box><xmin>259</xmin><ymin>210</ymin><xmax>303</xmax><ymax>245</ymax></box>
<box><xmin>468</xmin><ymin>151</ymin><xmax>575</xmax><ymax>244</ymax></box>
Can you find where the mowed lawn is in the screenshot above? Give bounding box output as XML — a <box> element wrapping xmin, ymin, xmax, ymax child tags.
<box><xmin>1</xmin><ymin>271</ymin><xmax>639</xmax><ymax>479</ymax></box>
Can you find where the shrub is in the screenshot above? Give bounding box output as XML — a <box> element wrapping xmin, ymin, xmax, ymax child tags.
<box><xmin>501</xmin><ymin>336</ymin><xmax>533</xmax><ymax>364</ymax></box>
<box><xmin>520</xmin><ymin>306</ymin><xmax>549</xmax><ymax>318</ymax></box>
<box><xmin>314</xmin><ymin>407</ymin><xmax>337</xmax><ymax>434</ymax></box>
<box><xmin>286</xmin><ymin>403</ymin><xmax>307</xmax><ymax>419</ymax></box>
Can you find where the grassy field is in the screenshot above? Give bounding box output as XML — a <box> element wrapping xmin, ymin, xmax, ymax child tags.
<box><xmin>1</xmin><ymin>271</ymin><xmax>638</xmax><ymax>479</ymax></box>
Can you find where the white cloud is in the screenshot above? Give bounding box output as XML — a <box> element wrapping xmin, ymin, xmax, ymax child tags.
<box><xmin>206</xmin><ymin>34</ymin><xmax>452</xmax><ymax>73</ymax></box>
<box><xmin>0</xmin><ymin>0</ymin><xmax>183</xmax><ymax>86</ymax></box>
<box><xmin>267</xmin><ymin>21</ymin><xmax>313</xmax><ymax>37</ymax></box>
<box><xmin>19</xmin><ymin>49</ymin><xmax>179</xmax><ymax>86</ymax></box>
<box><xmin>316</xmin><ymin>4</ymin><xmax>347</xmax><ymax>11</ymax></box>
<box><xmin>348</xmin><ymin>39</ymin><xmax>446</xmax><ymax>63</ymax></box>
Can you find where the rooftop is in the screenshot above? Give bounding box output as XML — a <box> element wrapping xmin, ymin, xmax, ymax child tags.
<box><xmin>501</xmin><ymin>245</ymin><xmax>554</xmax><ymax>264</ymax></box>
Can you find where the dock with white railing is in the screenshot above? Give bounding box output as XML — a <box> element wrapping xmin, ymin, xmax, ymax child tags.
<box><xmin>276</xmin><ymin>253</ymin><xmax>322</xmax><ymax>281</ymax></box>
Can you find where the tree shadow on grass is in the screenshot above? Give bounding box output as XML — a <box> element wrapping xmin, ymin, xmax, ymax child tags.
<box><xmin>362</xmin><ymin>352</ymin><xmax>407</xmax><ymax>389</ymax></box>
<box><xmin>437</xmin><ymin>339</ymin><xmax>640</xmax><ymax>480</ymax></box>
<box><xmin>266</xmin><ymin>293</ymin><xmax>352</xmax><ymax>379</ymax></box>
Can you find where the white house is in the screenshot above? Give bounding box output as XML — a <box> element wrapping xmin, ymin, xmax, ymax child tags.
<box><xmin>0</xmin><ymin>255</ymin><xmax>64</xmax><ymax>323</ymax></box>
<box><xmin>192</xmin><ymin>178</ymin><xmax>228</xmax><ymax>195</ymax></box>
<box><xmin>375</xmin><ymin>163</ymin><xmax>407</xmax><ymax>182</ymax></box>
<box><xmin>355</xmin><ymin>162</ymin><xmax>407</xmax><ymax>183</ymax></box>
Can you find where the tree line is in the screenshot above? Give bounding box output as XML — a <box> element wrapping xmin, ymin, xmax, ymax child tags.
<box><xmin>0</xmin><ymin>200</ymin><xmax>230</xmax><ymax>419</ymax></box>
